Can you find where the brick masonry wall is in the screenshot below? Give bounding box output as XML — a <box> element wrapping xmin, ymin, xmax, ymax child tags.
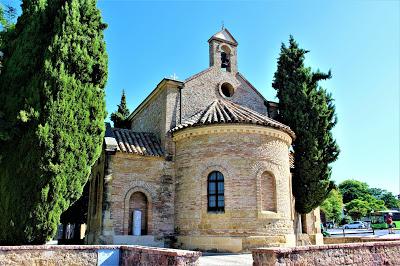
<box><xmin>107</xmin><ymin>153</ymin><xmax>175</xmax><ymax>240</ymax></box>
<box><xmin>86</xmin><ymin>149</ymin><xmax>106</xmax><ymax>244</ymax></box>
<box><xmin>174</xmin><ymin>125</ymin><xmax>294</xmax><ymax>250</ymax></box>
<box><xmin>252</xmin><ymin>241</ymin><xmax>400</xmax><ymax>266</ymax></box>
<box><xmin>261</xmin><ymin>172</ymin><xmax>277</xmax><ymax>212</ymax></box>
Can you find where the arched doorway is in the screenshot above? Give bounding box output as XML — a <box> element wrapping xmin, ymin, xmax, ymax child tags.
<box><xmin>128</xmin><ymin>192</ymin><xmax>148</xmax><ymax>235</ymax></box>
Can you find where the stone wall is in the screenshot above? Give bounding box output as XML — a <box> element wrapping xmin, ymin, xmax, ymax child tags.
<box><xmin>129</xmin><ymin>80</ymin><xmax>181</xmax><ymax>152</ymax></box>
<box><xmin>209</xmin><ymin>39</ymin><xmax>238</xmax><ymax>74</ymax></box>
<box><xmin>130</xmin><ymin>87</ymin><xmax>167</xmax><ymax>144</ymax></box>
<box><xmin>173</xmin><ymin>124</ymin><xmax>295</xmax><ymax>252</ymax></box>
<box><xmin>324</xmin><ymin>236</ymin><xmax>399</xmax><ymax>245</ymax></box>
<box><xmin>301</xmin><ymin>208</ymin><xmax>323</xmax><ymax>245</ymax></box>
<box><xmin>252</xmin><ymin>241</ymin><xmax>400</xmax><ymax>265</ymax></box>
<box><xmin>182</xmin><ymin>67</ymin><xmax>268</xmax><ymax>121</ymax></box>
<box><xmin>0</xmin><ymin>245</ymin><xmax>201</xmax><ymax>266</ymax></box>
<box><xmin>120</xmin><ymin>246</ymin><xmax>201</xmax><ymax>266</ymax></box>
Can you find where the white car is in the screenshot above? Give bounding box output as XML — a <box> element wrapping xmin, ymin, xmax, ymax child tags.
<box><xmin>343</xmin><ymin>221</ymin><xmax>366</xmax><ymax>229</ymax></box>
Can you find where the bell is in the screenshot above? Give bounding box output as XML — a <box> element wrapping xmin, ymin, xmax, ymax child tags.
<box><xmin>221</xmin><ymin>61</ymin><xmax>230</xmax><ymax>68</ymax></box>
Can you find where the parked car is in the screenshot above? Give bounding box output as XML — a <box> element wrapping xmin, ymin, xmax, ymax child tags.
<box><xmin>343</xmin><ymin>221</ymin><xmax>366</xmax><ymax>229</ymax></box>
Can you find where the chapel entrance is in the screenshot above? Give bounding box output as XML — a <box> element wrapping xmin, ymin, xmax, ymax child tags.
<box><xmin>128</xmin><ymin>192</ymin><xmax>148</xmax><ymax>235</ymax></box>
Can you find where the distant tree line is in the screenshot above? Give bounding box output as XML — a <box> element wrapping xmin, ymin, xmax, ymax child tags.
<box><xmin>321</xmin><ymin>179</ymin><xmax>399</xmax><ymax>223</ymax></box>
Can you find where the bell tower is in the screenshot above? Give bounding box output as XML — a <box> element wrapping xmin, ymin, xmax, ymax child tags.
<box><xmin>208</xmin><ymin>28</ymin><xmax>238</xmax><ymax>74</ymax></box>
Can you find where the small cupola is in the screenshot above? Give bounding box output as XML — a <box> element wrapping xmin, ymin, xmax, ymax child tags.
<box><xmin>208</xmin><ymin>27</ymin><xmax>238</xmax><ymax>73</ymax></box>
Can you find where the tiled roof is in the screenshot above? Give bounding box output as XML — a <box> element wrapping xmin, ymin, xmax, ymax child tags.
<box><xmin>171</xmin><ymin>99</ymin><xmax>295</xmax><ymax>138</ymax></box>
<box><xmin>112</xmin><ymin>128</ymin><xmax>164</xmax><ymax>156</ymax></box>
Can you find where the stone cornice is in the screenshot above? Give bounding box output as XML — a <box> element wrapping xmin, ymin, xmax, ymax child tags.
<box><xmin>172</xmin><ymin>124</ymin><xmax>292</xmax><ymax>146</ymax></box>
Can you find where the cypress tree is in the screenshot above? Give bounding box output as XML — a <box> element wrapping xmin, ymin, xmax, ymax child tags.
<box><xmin>272</xmin><ymin>36</ymin><xmax>340</xmax><ymax>214</ymax></box>
<box><xmin>111</xmin><ymin>89</ymin><xmax>130</xmax><ymax>128</ymax></box>
<box><xmin>0</xmin><ymin>0</ymin><xmax>107</xmax><ymax>244</ymax></box>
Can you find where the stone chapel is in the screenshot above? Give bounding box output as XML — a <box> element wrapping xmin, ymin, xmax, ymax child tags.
<box><xmin>86</xmin><ymin>28</ymin><xmax>321</xmax><ymax>252</ymax></box>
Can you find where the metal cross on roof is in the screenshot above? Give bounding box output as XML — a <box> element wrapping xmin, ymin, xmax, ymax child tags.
<box><xmin>170</xmin><ymin>73</ymin><xmax>178</xmax><ymax>80</ymax></box>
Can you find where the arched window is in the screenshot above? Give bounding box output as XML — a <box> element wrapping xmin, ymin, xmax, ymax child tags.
<box><xmin>208</xmin><ymin>171</ymin><xmax>225</xmax><ymax>212</ymax></box>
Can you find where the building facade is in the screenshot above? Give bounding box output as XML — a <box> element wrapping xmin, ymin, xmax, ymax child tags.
<box><xmin>86</xmin><ymin>28</ymin><xmax>321</xmax><ymax>252</ymax></box>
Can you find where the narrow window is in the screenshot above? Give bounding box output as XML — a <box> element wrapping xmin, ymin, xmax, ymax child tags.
<box><xmin>208</xmin><ymin>171</ymin><xmax>225</xmax><ymax>212</ymax></box>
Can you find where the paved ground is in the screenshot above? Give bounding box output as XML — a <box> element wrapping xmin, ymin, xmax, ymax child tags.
<box><xmin>199</xmin><ymin>253</ymin><xmax>253</xmax><ymax>266</ymax></box>
<box><xmin>327</xmin><ymin>228</ymin><xmax>400</xmax><ymax>238</ymax></box>
<box><xmin>198</xmin><ymin>231</ymin><xmax>400</xmax><ymax>265</ymax></box>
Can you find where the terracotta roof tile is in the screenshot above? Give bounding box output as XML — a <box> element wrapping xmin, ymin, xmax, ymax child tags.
<box><xmin>171</xmin><ymin>99</ymin><xmax>295</xmax><ymax>139</ymax></box>
<box><xmin>112</xmin><ymin>128</ymin><xmax>164</xmax><ymax>157</ymax></box>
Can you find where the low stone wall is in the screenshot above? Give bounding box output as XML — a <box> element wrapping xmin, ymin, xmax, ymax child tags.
<box><xmin>324</xmin><ymin>236</ymin><xmax>398</xmax><ymax>244</ymax></box>
<box><xmin>252</xmin><ymin>241</ymin><xmax>400</xmax><ymax>265</ymax></box>
<box><xmin>121</xmin><ymin>246</ymin><xmax>200</xmax><ymax>266</ymax></box>
<box><xmin>323</xmin><ymin>237</ymin><xmax>364</xmax><ymax>244</ymax></box>
<box><xmin>0</xmin><ymin>245</ymin><xmax>201</xmax><ymax>266</ymax></box>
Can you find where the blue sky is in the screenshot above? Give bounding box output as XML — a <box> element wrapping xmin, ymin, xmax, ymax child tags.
<box><xmin>97</xmin><ymin>0</ymin><xmax>399</xmax><ymax>194</ymax></box>
<box><xmin>4</xmin><ymin>1</ymin><xmax>398</xmax><ymax>194</ymax></box>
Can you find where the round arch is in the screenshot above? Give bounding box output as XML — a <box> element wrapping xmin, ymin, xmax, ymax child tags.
<box><xmin>123</xmin><ymin>186</ymin><xmax>153</xmax><ymax>235</ymax></box>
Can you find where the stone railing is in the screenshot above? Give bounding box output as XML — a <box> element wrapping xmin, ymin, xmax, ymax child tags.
<box><xmin>252</xmin><ymin>241</ymin><xmax>400</xmax><ymax>265</ymax></box>
<box><xmin>0</xmin><ymin>245</ymin><xmax>201</xmax><ymax>266</ymax></box>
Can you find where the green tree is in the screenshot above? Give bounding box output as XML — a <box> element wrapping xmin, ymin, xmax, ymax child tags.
<box><xmin>272</xmin><ymin>36</ymin><xmax>340</xmax><ymax>213</ymax></box>
<box><xmin>0</xmin><ymin>0</ymin><xmax>107</xmax><ymax>244</ymax></box>
<box><xmin>345</xmin><ymin>199</ymin><xmax>370</xmax><ymax>221</ymax></box>
<box><xmin>0</xmin><ymin>2</ymin><xmax>16</xmax><ymax>29</ymax></box>
<box><xmin>320</xmin><ymin>189</ymin><xmax>343</xmax><ymax>223</ymax></box>
<box><xmin>0</xmin><ymin>2</ymin><xmax>17</xmax><ymax>70</ymax></box>
<box><xmin>110</xmin><ymin>89</ymin><xmax>130</xmax><ymax>128</ymax></box>
<box><xmin>345</xmin><ymin>196</ymin><xmax>386</xmax><ymax>220</ymax></box>
<box><xmin>365</xmin><ymin>195</ymin><xmax>386</xmax><ymax>213</ymax></box>
<box><xmin>369</xmin><ymin>188</ymin><xmax>399</xmax><ymax>209</ymax></box>
<box><xmin>338</xmin><ymin>179</ymin><xmax>370</xmax><ymax>204</ymax></box>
